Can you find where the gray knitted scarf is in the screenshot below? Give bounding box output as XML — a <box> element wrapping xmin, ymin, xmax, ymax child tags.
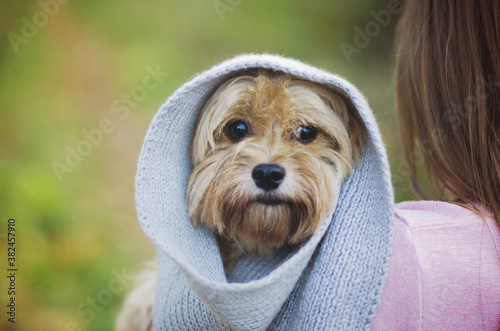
<box><xmin>135</xmin><ymin>54</ymin><xmax>394</xmax><ymax>330</ymax></box>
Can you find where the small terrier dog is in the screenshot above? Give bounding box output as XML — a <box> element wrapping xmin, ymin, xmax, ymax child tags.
<box><xmin>116</xmin><ymin>70</ymin><xmax>366</xmax><ymax>331</ymax></box>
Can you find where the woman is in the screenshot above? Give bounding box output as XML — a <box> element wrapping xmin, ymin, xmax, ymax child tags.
<box><xmin>373</xmin><ymin>0</ymin><xmax>500</xmax><ymax>329</ymax></box>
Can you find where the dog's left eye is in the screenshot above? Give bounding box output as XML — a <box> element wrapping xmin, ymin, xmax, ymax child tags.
<box><xmin>297</xmin><ymin>125</ymin><xmax>317</xmax><ymax>143</ymax></box>
<box><xmin>226</xmin><ymin>120</ymin><xmax>249</xmax><ymax>141</ymax></box>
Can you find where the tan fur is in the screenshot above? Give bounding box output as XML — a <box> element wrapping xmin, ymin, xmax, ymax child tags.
<box><xmin>115</xmin><ymin>70</ymin><xmax>367</xmax><ymax>330</ymax></box>
<box><xmin>188</xmin><ymin>70</ymin><xmax>365</xmax><ymax>258</ymax></box>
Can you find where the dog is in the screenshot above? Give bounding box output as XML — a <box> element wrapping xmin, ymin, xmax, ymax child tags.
<box><xmin>115</xmin><ymin>69</ymin><xmax>366</xmax><ymax>331</ymax></box>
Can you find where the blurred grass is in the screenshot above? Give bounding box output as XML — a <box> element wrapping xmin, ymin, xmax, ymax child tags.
<box><xmin>0</xmin><ymin>1</ymin><xmax>415</xmax><ymax>330</ymax></box>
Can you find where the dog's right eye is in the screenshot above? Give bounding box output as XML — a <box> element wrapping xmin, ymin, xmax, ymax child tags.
<box><xmin>226</xmin><ymin>120</ymin><xmax>249</xmax><ymax>141</ymax></box>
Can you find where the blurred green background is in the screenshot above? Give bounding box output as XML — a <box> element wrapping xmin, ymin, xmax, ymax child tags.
<box><xmin>0</xmin><ymin>0</ymin><xmax>414</xmax><ymax>330</ymax></box>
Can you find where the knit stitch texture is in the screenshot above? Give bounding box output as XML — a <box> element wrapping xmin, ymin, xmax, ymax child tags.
<box><xmin>135</xmin><ymin>54</ymin><xmax>394</xmax><ymax>330</ymax></box>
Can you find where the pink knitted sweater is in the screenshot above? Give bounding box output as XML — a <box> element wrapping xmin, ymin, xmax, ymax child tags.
<box><xmin>373</xmin><ymin>201</ymin><xmax>500</xmax><ymax>330</ymax></box>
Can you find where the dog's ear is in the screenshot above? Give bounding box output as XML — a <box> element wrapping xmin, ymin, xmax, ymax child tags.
<box><xmin>320</xmin><ymin>90</ymin><xmax>367</xmax><ymax>163</ymax></box>
<box><xmin>341</xmin><ymin>95</ymin><xmax>367</xmax><ymax>163</ymax></box>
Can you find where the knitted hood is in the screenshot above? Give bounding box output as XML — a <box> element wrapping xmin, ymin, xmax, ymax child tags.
<box><xmin>135</xmin><ymin>54</ymin><xmax>394</xmax><ymax>330</ymax></box>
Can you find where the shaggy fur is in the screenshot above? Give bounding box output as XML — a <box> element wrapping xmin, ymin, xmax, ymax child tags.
<box><xmin>188</xmin><ymin>70</ymin><xmax>365</xmax><ymax>261</ymax></box>
<box><xmin>115</xmin><ymin>70</ymin><xmax>366</xmax><ymax>331</ymax></box>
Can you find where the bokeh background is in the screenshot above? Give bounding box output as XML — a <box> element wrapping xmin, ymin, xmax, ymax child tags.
<box><xmin>0</xmin><ymin>1</ymin><xmax>414</xmax><ymax>330</ymax></box>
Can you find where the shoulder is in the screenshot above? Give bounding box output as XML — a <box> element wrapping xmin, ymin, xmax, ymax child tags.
<box><xmin>393</xmin><ymin>201</ymin><xmax>500</xmax><ymax>274</ymax></box>
<box><xmin>394</xmin><ymin>200</ymin><xmax>492</xmax><ymax>229</ymax></box>
<box><xmin>373</xmin><ymin>201</ymin><xmax>500</xmax><ymax>330</ymax></box>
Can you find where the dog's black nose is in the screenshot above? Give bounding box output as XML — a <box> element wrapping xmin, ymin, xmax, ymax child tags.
<box><xmin>252</xmin><ymin>164</ymin><xmax>286</xmax><ymax>191</ymax></box>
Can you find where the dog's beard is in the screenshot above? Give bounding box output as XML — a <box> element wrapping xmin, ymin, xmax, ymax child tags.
<box><xmin>222</xmin><ymin>198</ymin><xmax>312</xmax><ymax>254</ymax></box>
<box><xmin>187</xmin><ymin>141</ymin><xmax>345</xmax><ymax>254</ymax></box>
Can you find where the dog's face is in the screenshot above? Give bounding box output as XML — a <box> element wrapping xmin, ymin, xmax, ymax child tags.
<box><xmin>187</xmin><ymin>70</ymin><xmax>365</xmax><ymax>254</ymax></box>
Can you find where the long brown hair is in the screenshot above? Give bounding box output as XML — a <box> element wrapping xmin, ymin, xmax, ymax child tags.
<box><xmin>394</xmin><ymin>0</ymin><xmax>500</xmax><ymax>225</ymax></box>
